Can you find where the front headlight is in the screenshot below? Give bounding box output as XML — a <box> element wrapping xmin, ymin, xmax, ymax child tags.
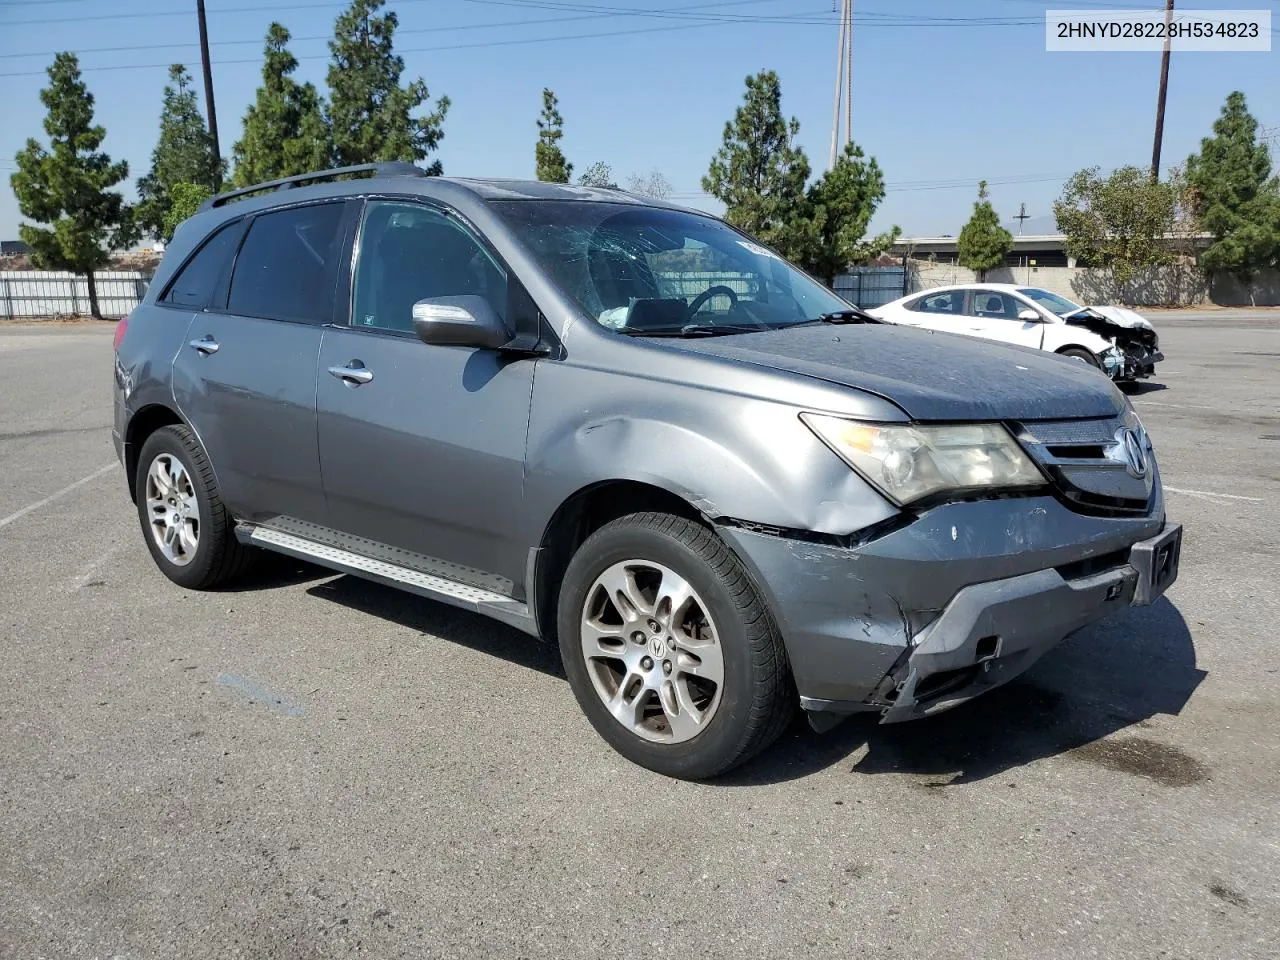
<box><xmin>800</xmin><ymin>414</ymin><xmax>1046</xmax><ymax>506</ymax></box>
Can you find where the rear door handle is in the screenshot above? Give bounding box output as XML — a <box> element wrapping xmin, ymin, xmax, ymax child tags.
<box><xmin>328</xmin><ymin>361</ymin><xmax>374</xmax><ymax>385</ymax></box>
<box><xmin>189</xmin><ymin>335</ymin><xmax>219</xmax><ymax>355</ymax></box>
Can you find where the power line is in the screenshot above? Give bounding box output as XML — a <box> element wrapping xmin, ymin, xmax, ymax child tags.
<box><xmin>0</xmin><ymin>0</ymin><xmax>1054</xmax><ymax>30</ymax></box>
<box><xmin>0</xmin><ymin>10</ymin><xmax>833</xmax><ymax>78</ymax></box>
<box><xmin>668</xmin><ymin>172</ymin><xmax>1077</xmax><ymax>201</ymax></box>
<box><xmin>0</xmin><ymin>0</ymin><xmax>794</xmax><ymax>59</ymax></box>
<box><xmin>0</xmin><ymin>8</ymin><xmax>1107</xmax><ymax>74</ymax></box>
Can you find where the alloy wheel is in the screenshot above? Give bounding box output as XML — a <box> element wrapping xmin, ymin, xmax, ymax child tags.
<box><xmin>579</xmin><ymin>560</ymin><xmax>725</xmax><ymax>743</ymax></box>
<box><xmin>145</xmin><ymin>453</ymin><xmax>199</xmax><ymax>566</ymax></box>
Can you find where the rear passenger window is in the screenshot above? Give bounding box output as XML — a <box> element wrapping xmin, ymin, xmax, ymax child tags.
<box><xmin>227</xmin><ymin>202</ymin><xmax>346</xmax><ymax>324</ymax></box>
<box><xmin>160</xmin><ymin>221</ymin><xmax>241</xmax><ymax>308</ymax></box>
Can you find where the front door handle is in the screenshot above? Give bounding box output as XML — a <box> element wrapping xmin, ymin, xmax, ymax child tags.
<box><xmin>189</xmin><ymin>335</ymin><xmax>219</xmax><ymax>355</ymax></box>
<box><xmin>328</xmin><ymin>361</ymin><xmax>374</xmax><ymax>386</ymax></box>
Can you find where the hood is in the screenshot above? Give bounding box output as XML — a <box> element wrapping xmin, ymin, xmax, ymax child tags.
<box><xmin>1068</xmin><ymin>305</ymin><xmax>1154</xmax><ymax>330</ymax></box>
<box><xmin>662</xmin><ymin>324</ymin><xmax>1124</xmax><ymax>421</ymax></box>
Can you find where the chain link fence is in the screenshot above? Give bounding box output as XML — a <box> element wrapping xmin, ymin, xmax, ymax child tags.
<box><xmin>0</xmin><ymin>271</ymin><xmax>152</xmax><ymax>320</ymax></box>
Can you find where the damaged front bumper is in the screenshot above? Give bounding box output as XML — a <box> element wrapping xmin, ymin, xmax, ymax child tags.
<box><xmin>717</xmin><ymin>494</ymin><xmax>1178</xmax><ymax>725</ymax></box>
<box><xmin>880</xmin><ymin>520</ymin><xmax>1180</xmax><ymax>722</ymax></box>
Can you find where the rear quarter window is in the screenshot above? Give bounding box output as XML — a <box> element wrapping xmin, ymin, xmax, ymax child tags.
<box><xmin>159</xmin><ymin>220</ymin><xmax>243</xmax><ymax>309</ymax></box>
<box><xmin>909</xmin><ymin>291</ymin><xmax>965</xmax><ymax>314</ymax></box>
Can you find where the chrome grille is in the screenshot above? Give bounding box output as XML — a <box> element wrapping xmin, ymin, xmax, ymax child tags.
<box><xmin>1012</xmin><ymin>414</ymin><xmax>1154</xmax><ymax>514</ymax></box>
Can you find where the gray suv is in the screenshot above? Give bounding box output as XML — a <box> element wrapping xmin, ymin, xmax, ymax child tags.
<box><xmin>113</xmin><ymin>164</ymin><xmax>1182</xmax><ymax>778</ymax></box>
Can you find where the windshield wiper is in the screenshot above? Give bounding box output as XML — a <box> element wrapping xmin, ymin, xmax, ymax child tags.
<box><xmin>779</xmin><ymin>308</ymin><xmax>880</xmax><ymax>328</ymax></box>
<box><xmin>624</xmin><ymin>323</ymin><xmax>767</xmax><ymax>338</ymax></box>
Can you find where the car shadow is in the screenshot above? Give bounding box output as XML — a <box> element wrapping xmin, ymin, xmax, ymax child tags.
<box><xmin>722</xmin><ymin>596</ymin><xmax>1204</xmax><ymax>786</ymax></box>
<box><xmin>296</xmin><ymin>574</ymin><xmax>1202</xmax><ymax>788</ymax></box>
<box><xmin>304</xmin><ymin>574</ymin><xmax>564</xmax><ymax>679</ymax></box>
<box><xmin>1120</xmin><ymin>381</ymin><xmax>1169</xmax><ymax>396</ymax></box>
<box><xmin>215</xmin><ymin>554</ymin><xmax>335</xmax><ymax>592</ymax></box>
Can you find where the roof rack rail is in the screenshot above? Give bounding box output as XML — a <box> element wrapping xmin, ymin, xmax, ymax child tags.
<box><xmin>198</xmin><ymin>162</ymin><xmax>426</xmax><ymax>211</ymax></box>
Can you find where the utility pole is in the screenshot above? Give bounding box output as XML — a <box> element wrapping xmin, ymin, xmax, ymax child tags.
<box><xmin>828</xmin><ymin>0</ymin><xmax>844</xmax><ymax>168</ymax></box>
<box><xmin>196</xmin><ymin>0</ymin><xmax>221</xmax><ymax>186</ymax></box>
<box><xmin>844</xmin><ymin>0</ymin><xmax>853</xmax><ymax>150</ymax></box>
<box><xmin>1014</xmin><ymin>202</ymin><xmax>1030</xmax><ymax>235</ymax></box>
<box><xmin>828</xmin><ymin>0</ymin><xmax>854</xmax><ymax>169</ymax></box>
<box><xmin>1150</xmin><ymin>0</ymin><xmax>1174</xmax><ymax>182</ymax></box>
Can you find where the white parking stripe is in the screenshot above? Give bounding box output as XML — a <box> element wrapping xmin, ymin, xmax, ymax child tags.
<box><xmin>1164</xmin><ymin>485</ymin><xmax>1264</xmax><ymax>503</ymax></box>
<box><xmin>0</xmin><ymin>463</ymin><xmax>119</xmax><ymax>529</ymax></box>
<box><xmin>1134</xmin><ymin>399</ymin><xmax>1219</xmax><ymax>411</ymax></box>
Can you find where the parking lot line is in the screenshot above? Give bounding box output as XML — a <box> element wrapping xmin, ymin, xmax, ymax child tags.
<box><xmin>0</xmin><ymin>462</ymin><xmax>119</xmax><ymax>529</ymax></box>
<box><xmin>1164</xmin><ymin>485</ymin><xmax>1265</xmax><ymax>503</ymax></box>
<box><xmin>1134</xmin><ymin>399</ymin><xmax>1219</xmax><ymax>411</ymax></box>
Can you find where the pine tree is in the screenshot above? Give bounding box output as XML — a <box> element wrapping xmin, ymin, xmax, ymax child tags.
<box><xmin>326</xmin><ymin>0</ymin><xmax>449</xmax><ymax>171</ymax></box>
<box><xmin>232</xmin><ymin>23</ymin><xmax>333</xmax><ymax>187</ymax></box>
<box><xmin>136</xmin><ymin>64</ymin><xmax>222</xmax><ymax>242</ymax></box>
<box><xmin>702</xmin><ymin>70</ymin><xmax>812</xmax><ymax>263</ymax></box>
<box><xmin>10</xmin><ymin>53</ymin><xmax>135</xmax><ymax>318</ymax></box>
<box><xmin>805</xmin><ymin>141</ymin><xmax>898</xmax><ymax>284</ymax></box>
<box><xmin>1186</xmin><ymin>91</ymin><xmax>1280</xmax><ymax>284</ymax></box>
<box><xmin>957</xmin><ymin>180</ymin><xmax>1014</xmax><ymax>280</ymax></box>
<box><xmin>163</xmin><ymin>182</ymin><xmax>214</xmax><ymax>241</ymax></box>
<box><xmin>535</xmin><ymin>89</ymin><xmax>572</xmax><ymax>183</ymax></box>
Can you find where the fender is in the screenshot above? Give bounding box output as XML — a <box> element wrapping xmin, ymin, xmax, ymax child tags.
<box><xmin>520</xmin><ymin>358</ymin><xmax>900</xmax><ymax>548</ymax></box>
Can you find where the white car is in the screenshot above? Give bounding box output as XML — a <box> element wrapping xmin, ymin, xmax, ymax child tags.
<box><xmin>869</xmin><ymin>284</ymin><xmax>1163</xmax><ymax>384</ymax></box>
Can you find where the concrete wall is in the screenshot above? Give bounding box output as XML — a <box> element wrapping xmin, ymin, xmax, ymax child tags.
<box><xmin>909</xmin><ymin>259</ymin><xmax>1278</xmax><ymax>307</ymax></box>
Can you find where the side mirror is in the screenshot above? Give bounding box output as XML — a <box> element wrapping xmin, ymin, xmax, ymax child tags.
<box><xmin>1017</xmin><ymin>308</ymin><xmax>1041</xmax><ymax>322</ymax></box>
<box><xmin>412</xmin><ymin>295</ymin><xmax>511</xmax><ymax>349</ymax></box>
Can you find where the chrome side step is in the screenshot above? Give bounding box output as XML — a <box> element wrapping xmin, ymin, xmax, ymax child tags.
<box><xmin>239</xmin><ymin>525</ymin><xmax>539</xmax><ymax>637</ymax></box>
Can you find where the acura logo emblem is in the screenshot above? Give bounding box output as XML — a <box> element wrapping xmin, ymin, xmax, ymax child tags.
<box><xmin>1121</xmin><ymin>428</ymin><xmax>1149</xmax><ymax>479</ymax></box>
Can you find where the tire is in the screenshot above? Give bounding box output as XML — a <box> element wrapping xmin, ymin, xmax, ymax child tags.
<box><xmin>134</xmin><ymin>424</ymin><xmax>258</xmax><ymax>589</ymax></box>
<box><xmin>557</xmin><ymin>511</ymin><xmax>793</xmax><ymax>779</ymax></box>
<box><xmin>1058</xmin><ymin>347</ymin><xmax>1101</xmax><ymax>369</ymax></box>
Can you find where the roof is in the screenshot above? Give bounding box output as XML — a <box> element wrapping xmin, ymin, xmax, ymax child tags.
<box><xmin>441</xmin><ymin>177</ymin><xmax>670</xmax><ymax>206</ymax></box>
<box><xmin>910</xmin><ymin>282</ymin><xmax>1050</xmax><ymax>293</ymax></box>
<box><xmin>894</xmin><ymin>234</ymin><xmax>1070</xmax><ymax>253</ymax></box>
<box><xmin>892</xmin><ymin>232</ymin><xmax>1212</xmax><ymax>254</ymax></box>
<box><xmin>198</xmin><ymin>164</ymin><xmax>681</xmax><ymax>214</ymax></box>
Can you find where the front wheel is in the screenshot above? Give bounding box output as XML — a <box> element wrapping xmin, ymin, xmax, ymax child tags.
<box><xmin>557</xmin><ymin>512</ymin><xmax>793</xmax><ymax>779</ymax></box>
<box><xmin>1057</xmin><ymin>347</ymin><xmax>1102</xmax><ymax>369</ymax></box>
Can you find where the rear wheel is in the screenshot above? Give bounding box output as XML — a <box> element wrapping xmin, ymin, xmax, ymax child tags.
<box><xmin>135</xmin><ymin>424</ymin><xmax>258</xmax><ymax>589</ymax></box>
<box><xmin>557</xmin><ymin>512</ymin><xmax>793</xmax><ymax>779</ymax></box>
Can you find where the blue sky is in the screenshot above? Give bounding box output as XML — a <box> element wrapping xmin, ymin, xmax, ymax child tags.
<box><xmin>0</xmin><ymin>0</ymin><xmax>1275</xmax><ymax>243</ymax></box>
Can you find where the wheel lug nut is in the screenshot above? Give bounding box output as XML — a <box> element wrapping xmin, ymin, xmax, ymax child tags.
<box><xmin>647</xmin><ymin>619</ymin><xmax>660</xmax><ymax>632</ymax></box>
<box><xmin>641</xmin><ymin>656</ymin><xmax>654</xmax><ymax>671</ymax></box>
<box><xmin>663</xmin><ymin>660</ymin><xmax>672</xmax><ymax>675</ymax></box>
<box><xmin>631</xmin><ymin>631</ymin><xmax>646</xmax><ymax>644</ymax></box>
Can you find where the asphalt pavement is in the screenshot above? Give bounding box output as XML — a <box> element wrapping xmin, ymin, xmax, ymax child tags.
<box><xmin>1</xmin><ymin>313</ymin><xmax>1277</xmax><ymax>959</ymax></box>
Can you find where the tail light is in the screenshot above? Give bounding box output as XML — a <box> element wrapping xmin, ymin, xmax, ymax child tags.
<box><xmin>113</xmin><ymin>313</ymin><xmax>130</xmax><ymax>352</ymax></box>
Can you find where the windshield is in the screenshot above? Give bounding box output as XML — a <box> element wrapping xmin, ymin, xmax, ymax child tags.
<box><xmin>1018</xmin><ymin>287</ymin><xmax>1081</xmax><ymax>316</ymax></box>
<box><xmin>490</xmin><ymin>200</ymin><xmax>853</xmax><ymax>335</ymax></box>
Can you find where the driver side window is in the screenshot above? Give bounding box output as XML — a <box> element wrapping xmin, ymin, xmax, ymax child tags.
<box><xmin>351</xmin><ymin>201</ymin><xmax>506</xmax><ymax>334</ymax></box>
